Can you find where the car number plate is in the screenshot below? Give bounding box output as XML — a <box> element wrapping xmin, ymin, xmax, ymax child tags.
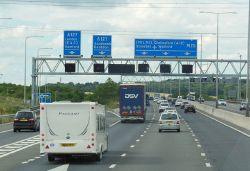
<box><xmin>61</xmin><ymin>143</ymin><xmax>75</xmax><ymax>147</ymax></box>
<box><xmin>20</xmin><ymin>119</ymin><xmax>28</xmax><ymax>121</ymax></box>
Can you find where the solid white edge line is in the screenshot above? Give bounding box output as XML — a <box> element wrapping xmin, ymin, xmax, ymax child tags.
<box><xmin>109</xmin><ymin>120</ymin><xmax>120</xmax><ymax>128</ymax></box>
<box><xmin>107</xmin><ymin>111</ymin><xmax>121</xmax><ymax>118</ymax></box>
<box><xmin>109</xmin><ymin>164</ymin><xmax>117</xmax><ymax>169</ymax></box>
<box><xmin>0</xmin><ymin>129</ymin><xmax>13</xmax><ymax>134</ymax></box>
<box><xmin>205</xmin><ymin>163</ymin><xmax>212</xmax><ymax>167</ymax></box>
<box><xmin>198</xmin><ymin>110</ymin><xmax>250</xmax><ymax>138</ymax></box>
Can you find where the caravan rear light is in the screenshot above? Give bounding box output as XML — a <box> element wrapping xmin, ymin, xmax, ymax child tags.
<box><xmin>41</xmin><ymin>106</ymin><xmax>45</xmax><ymax>110</ymax></box>
<box><xmin>41</xmin><ymin>133</ymin><xmax>45</xmax><ymax>137</ymax></box>
<box><xmin>87</xmin><ymin>145</ymin><xmax>91</xmax><ymax>149</ymax></box>
<box><xmin>41</xmin><ymin>139</ymin><xmax>44</xmax><ymax>141</ymax></box>
<box><xmin>92</xmin><ymin>143</ymin><xmax>94</xmax><ymax>146</ymax></box>
<box><xmin>91</xmin><ymin>133</ymin><xmax>94</xmax><ymax>136</ymax></box>
<box><xmin>45</xmin><ymin>145</ymin><xmax>49</xmax><ymax>149</ymax></box>
<box><xmin>92</xmin><ymin>138</ymin><xmax>94</xmax><ymax>141</ymax></box>
<box><xmin>41</xmin><ymin>143</ymin><xmax>44</xmax><ymax>146</ymax></box>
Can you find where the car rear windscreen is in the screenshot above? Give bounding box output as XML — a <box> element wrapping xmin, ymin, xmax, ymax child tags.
<box><xmin>161</xmin><ymin>114</ymin><xmax>178</xmax><ymax>120</ymax></box>
<box><xmin>16</xmin><ymin>112</ymin><xmax>33</xmax><ymax>119</ymax></box>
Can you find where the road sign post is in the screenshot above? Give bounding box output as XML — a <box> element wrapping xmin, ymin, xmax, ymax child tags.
<box><xmin>134</xmin><ymin>39</ymin><xmax>197</xmax><ymax>58</ymax></box>
<box><xmin>64</xmin><ymin>30</ymin><xmax>81</xmax><ymax>57</ymax></box>
<box><xmin>92</xmin><ymin>35</ymin><xmax>112</xmax><ymax>57</ymax></box>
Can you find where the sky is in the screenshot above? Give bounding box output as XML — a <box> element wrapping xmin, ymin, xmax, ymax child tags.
<box><xmin>0</xmin><ymin>0</ymin><xmax>248</xmax><ymax>85</ymax></box>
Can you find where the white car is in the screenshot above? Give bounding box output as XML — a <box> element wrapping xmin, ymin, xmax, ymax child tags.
<box><xmin>164</xmin><ymin>107</ymin><xmax>177</xmax><ymax>113</ymax></box>
<box><xmin>159</xmin><ymin>103</ymin><xmax>170</xmax><ymax>113</ymax></box>
<box><xmin>218</xmin><ymin>99</ymin><xmax>227</xmax><ymax>106</ymax></box>
<box><xmin>153</xmin><ymin>97</ymin><xmax>160</xmax><ymax>102</ymax></box>
<box><xmin>175</xmin><ymin>99</ymin><xmax>182</xmax><ymax>106</ymax></box>
<box><xmin>158</xmin><ymin>112</ymin><xmax>181</xmax><ymax>132</ymax></box>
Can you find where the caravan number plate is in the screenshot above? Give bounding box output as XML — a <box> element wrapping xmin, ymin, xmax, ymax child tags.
<box><xmin>61</xmin><ymin>143</ymin><xmax>75</xmax><ymax>147</ymax></box>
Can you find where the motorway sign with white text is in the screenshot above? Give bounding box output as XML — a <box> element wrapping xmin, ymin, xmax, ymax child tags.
<box><xmin>135</xmin><ymin>39</ymin><xmax>197</xmax><ymax>58</ymax></box>
<box><xmin>64</xmin><ymin>30</ymin><xmax>81</xmax><ymax>57</ymax></box>
<box><xmin>92</xmin><ymin>35</ymin><xmax>112</xmax><ymax>57</ymax></box>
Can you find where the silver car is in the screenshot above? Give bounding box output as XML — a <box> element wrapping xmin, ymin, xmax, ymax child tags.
<box><xmin>158</xmin><ymin>112</ymin><xmax>180</xmax><ymax>132</ymax></box>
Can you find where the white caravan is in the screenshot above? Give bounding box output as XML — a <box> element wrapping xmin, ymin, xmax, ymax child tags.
<box><xmin>40</xmin><ymin>102</ymin><xmax>108</xmax><ymax>162</ymax></box>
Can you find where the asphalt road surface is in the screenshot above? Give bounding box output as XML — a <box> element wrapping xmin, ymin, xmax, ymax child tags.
<box><xmin>0</xmin><ymin>103</ymin><xmax>249</xmax><ymax>171</ymax></box>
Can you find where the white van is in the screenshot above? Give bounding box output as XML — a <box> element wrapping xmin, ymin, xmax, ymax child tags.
<box><xmin>40</xmin><ymin>102</ymin><xmax>108</xmax><ymax>162</ymax></box>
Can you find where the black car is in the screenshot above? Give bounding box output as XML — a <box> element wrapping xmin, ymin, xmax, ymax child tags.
<box><xmin>146</xmin><ymin>99</ymin><xmax>150</xmax><ymax>106</ymax></box>
<box><xmin>184</xmin><ymin>104</ymin><xmax>196</xmax><ymax>113</ymax></box>
<box><xmin>13</xmin><ymin>110</ymin><xmax>40</xmax><ymax>132</ymax></box>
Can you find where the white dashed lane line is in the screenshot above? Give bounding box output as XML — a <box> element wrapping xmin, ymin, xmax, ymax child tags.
<box><xmin>201</xmin><ymin>153</ymin><xmax>206</xmax><ymax>157</ymax></box>
<box><xmin>109</xmin><ymin>164</ymin><xmax>117</xmax><ymax>169</ymax></box>
<box><xmin>130</xmin><ymin>145</ymin><xmax>135</xmax><ymax>148</ymax></box>
<box><xmin>120</xmin><ymin>153</ymin><xmax>126</xmax><ymax>157</ymax></box>
<box><xmin>205</xmin><ymin>163</ymin><xmax>212</xmax><ymax>167</ymax></box>
<box><xmin>136</xmin><ymin>139</ymin><xmax>140</xmax><ymax>142</ymax></box>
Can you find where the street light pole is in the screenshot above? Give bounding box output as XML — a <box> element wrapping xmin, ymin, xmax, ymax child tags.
<box><xmin>24</xmin><ymin>36</ymin><xmax>43</xmax><ymax>104</ymax></box>
<box><xmin>238</xmin><ymin>54</ymin><xmax>242</xmax><ymax>101</ymax></box>
<box><xmin>246</xmin><ymin>0</ymin><xmax>250</xmax><ymax>117</ymax></box>
<box><xmin>200</xmin><ymin>11</ymin><xmax>236</xmax><ymax>108</ymax></box>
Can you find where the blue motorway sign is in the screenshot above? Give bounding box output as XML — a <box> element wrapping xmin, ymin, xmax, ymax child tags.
<box><xmin>93</xmin><ymin>35</ymin><xmax>112</xmax><ymax>57</ymax></box>
<box><xmin>39</xmin><ymin>93</ymin><xmax>52</xmax><ymax>103</ymax></box>
<box><xmin>135</xmin><ymin>39</ymin><xmax>197</xmax><ymax>58</ymax></box>
<box><xmin>64</xmin><ymin>30</ymin><xmax>81</xmax><ymax>56</ymax></box>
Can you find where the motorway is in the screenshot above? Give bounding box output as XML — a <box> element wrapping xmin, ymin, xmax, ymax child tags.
<box><xmin>0</xmin><ymin>103</ymin><xmax>249</xmax><ymax>171</ymax></box>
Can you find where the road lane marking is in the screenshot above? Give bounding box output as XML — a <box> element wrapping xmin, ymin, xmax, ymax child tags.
<box><xmin>140</xmin><ymin>134</ymin><xmax>144</xmax><ymax>137</ymax></box>
<box><xmin>28</xmin><ymin>159</ymin><xmax>35</xmax><ymax>162</ymax></box>
<box><xmin>120</xmin><ymin>153</ymin><xmax>126</xmax><ymax>157</ymax></box>
<box><xmin>109</xmin><ymin>164</ymin><xmax>117</xmax><ymax>169</ymax></box>
<box><xmin>198</xmin><ymin>110</ymin><xmax>250</xmax><ymax>138</ymax></box>
<box><xmin>144</xmin><ymin>131</ymin><xmax>147</xmax><ymax>133</ymax></box>
<box><xmin>205</xmin><ymin>163</ymin><xmax>212</xmax><ymax>167</ymax></box>
<box><xmin>136</xmin><ymin>139</ymin><xmax>140</xmax><ymax>142</ymax></box>
<box><xmin>130</xmin><ymin>145</ymin><xmax>135</xmax><ymax>148</ymax></box>
<box><xmin>194</xmin><ymin>139</ymin><xmax>198</xmax><ymax>142</ymax></box>
<box><xmin>197</xmin><ymin>144</ymin><xmax>201</xmax><ymax>148</ymax></box>
<box><xmin>201</xmin><ymin>153</ymin><xmax>206</xmax><ymax>157</ymax></box>
<box><xmin>146</xmin><ymin>128</ymin><xmax>149</xmax><ymax>130</ymax></box>
<box><xmin>192</xmin><ymin>134</ymin><xmax>195</xmax><ymax>137</ymax></box>
<box><xmin>0</xmin><ymin>135</ymin><xmax>40</xmax><ymax>159</ymax></box>
<box><xmin>109</xmin><ymin>120</ymin><xmax>120</xmax><ymax>128</ymax></box>
<box><xmin>22</xmin><ymin>161</ymin><xmax>28</xmax><ymax>164</ymax></box>
<box><xmin>0</xmin><ymin>129</ymin><xmax>13</xmax><ymax>134</ymax></box>
<box><xmin>35</xmin><ymin>156</ymin><xmax>40</xmax><ymax>159</ymax></box>
<box><xmin>107</xmin><ymin>111</ymin><xmax>121</xmax><ymax>118</ymax></box>
<box><xmin>48</xmin><ymin>164</ymin><xmax>69</xmax><ymax>171</ymax></box>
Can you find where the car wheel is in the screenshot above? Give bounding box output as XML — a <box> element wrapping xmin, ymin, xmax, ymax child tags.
<box><xmin>48</xmin><ymin>154</ymin><xmax>55</xmax><ymax>162</ymax></box>
<box><xmin>177</xmin><ymin>129</ymin><xmax>180</xmax><ymax>132</ymax></box>
<box><xmin>194</xmin><ymin>110</ymin><xmax>196</xmax><ymax>113</ymax></box>
<box><xmin>13</xmin><ymin>129</ymin><xmax>17</xmax><ymax>132</ymax></box>
<box><xmin>158</xmin><ymin>129</ymin><xmax>162</xmax><ymax>133</ymax></box>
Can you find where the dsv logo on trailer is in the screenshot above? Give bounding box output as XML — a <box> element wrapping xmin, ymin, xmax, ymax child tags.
<box><xmin>125</xmin><ymin>94</ymin><xmax>139</xmax><ymax>99</ymax></box>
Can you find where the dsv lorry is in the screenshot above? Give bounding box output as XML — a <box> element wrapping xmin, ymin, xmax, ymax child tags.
<box><xmin>119</xmin><ymin>84</ymin><xmax>146</xmax><ymax>123</ymax></box>
<box><xmin>40</xmin><ymin>102</ymin><xmax>108</xmax><ymax>162</ymax></box>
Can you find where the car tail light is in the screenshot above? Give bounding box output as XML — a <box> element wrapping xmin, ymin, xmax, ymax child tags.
<box><xmin>14</xmin><ymin>119</ymin><xmax>19</xmax><ymax>121</ymax></box>
<box><xmin>176</xmin><ymin>121</ymin><xmax>180</xmax><ymax>124</ymax></box>
<box><xmin>29</xmin><ymin>118</ymin><xmax>34</xmax><ymax>121</ymax></box>
<box><xmin>159</xmin><ymin>121</ymin><xmax>162</xmax><ymax>124</ymax></box>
